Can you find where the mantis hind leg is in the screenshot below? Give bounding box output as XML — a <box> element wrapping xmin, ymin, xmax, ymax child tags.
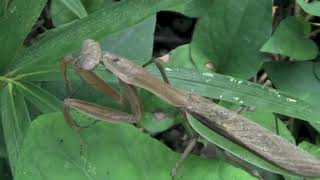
<box><xmin>170</xmin><ymin>137</ymin><xmax>197</xmax><ymax>180</ymax></box>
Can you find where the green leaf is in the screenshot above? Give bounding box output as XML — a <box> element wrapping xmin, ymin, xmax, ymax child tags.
<box><xmin>13</xmin><ymin>14</ymin><xmax>156</xmax><ymax>82</ymax></box>
<box><xmin>261</xmin><ymin>16</ymin><xmax>318</xmax><ymax>61</ymax></box>
<box><xmin>0</xmin><ymin>83</ymin><xmax>31</xmax><ymax>172</ymax></box>
<box><xmin>51</xmin><ymin>0</ymin><xmax>78</xmax><ymax>26</ymax></box>
<box><xmin>0</xmin><ymin>0</ymin><xmax>46</xmax><ymax>73</ymax></box>
<box><xmin>284</xmin><ymin>175</ymin><xmax>304</xmax><ymax>180</ymax></box>
<box><xmin>51</xmin><ymin>0</ymin><xmax>89</xmax><ymax>26</ymax></box>
<box><xmin>263</xmin><ymin>61</ymin><xmax>320</xmax><ymax>130</ymax></box>
<box><xmin>315</xmin><ymin>60</ymin><xmax>320</xmax><ymax>80</ymax></box>
<box><xmin>101</xmin><ymin>15</ymin><xmax>156</xmax><ymax>61</ymax></box>
<box><xmin>60</xmin><ymin>0</ymin><xmax>88</xmax><ymax>18</ymax></box>
<box><xmin>0</xmin><ymin>121</ymin><xmax>7</xmax><ymax>158</ymax></box>
<box><xmin>167</xmin><ymin>44</ymin><xmax>196</xmax><ymax>69</ymax></box>
<box><xmin>179</xmin><ymin>0</ymin><xmax>213</xmax><ymax>17</ymax></box>
<box><xmin>186</xmin><ymin>112</ymin><xmax>295</xmax><ymax>177</ymax></box>
<box><xmin>143</xmin><ymin>65</ymin><xmax>320</xmax><ymax>125</ymax></box>
<box><xmin>15</xmin><ymin>82</ymin><xmax>61</xmax><ymax>113</ymax></box>
<box><xmin>10</xmin><ymin>60</ymin><xmax>61</xmax><ymax>82</ymax></box>
<box><xmin>51</xmin><ymin>0</ymin><xmax>129</xmax><ymax>26</ymax></box>
<box><xmin>0</xmin><ymin>159</ymin><xmax>6</xmax><ymax>179</ymax></box>
<box><xmin>299</xmin><ymin>141</ymin><xmax>320</xmax><ymax>158</ymax></box>
<box><xmin>298</xmin><ymin>141</ymin><xmax>320</xmax><ymax>180</ymax></box>
<box><xmin>15</xmin><ymin>112</ymin><xmax>256</xmax><ymax>180</ymax></box>
<box><xmin>81</xmin><ymin>0</ymin><xmax>126</xmax><ymax>13</ymax></box>
<box><xmin>138</xmin><ymin>90</ymin><xmax>181</xmax><ymax>133</ymax></box>
<box><xmin>8</xmin><ymin>0</ymin><xmax>192</xmax><ymax>76</ymax></box>
<box><xmin>297</xmin><ymin>0</ymin><xmax>320</xmax><ymax>17</ymax></box>
<box><xmin>139</xmin><ymin>112</ymin><xmax>178</xmax><ymax>134</ymax></box>
<box><xmin>190</xmin><ymin>0</ymin><xmax>272</xmax><ymax>78</ymax></box>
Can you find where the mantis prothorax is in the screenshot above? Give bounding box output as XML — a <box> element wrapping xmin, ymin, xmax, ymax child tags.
<box><xmin>62</xmin><ymin>39</ymin><xmax>320</xmax><ymax>178</ymax></box>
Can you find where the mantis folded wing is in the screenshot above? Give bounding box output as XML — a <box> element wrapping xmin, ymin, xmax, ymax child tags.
<box><xmin>64</xmin><ymin>39</ymin><xmax>320</xmax><ymax>178</ymax></box>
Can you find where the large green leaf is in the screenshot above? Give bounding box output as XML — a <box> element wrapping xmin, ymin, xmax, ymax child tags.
<box><xmin>51</xmin><ymin>0</ymin><xmax>126</xmax><ymax>26</ymax></box>
<box><xmin>263</xmin><ymin>61</ymin><xmax>320</xmax><ymax>130</ymax></box>
<box><xmin>299</xmin><ymin>141</ymin><xmax>320</xmax><ymax>158</ymax></box>
<box><xmin>8</xmin><ymin>0</ymin><xmax>192</xmax><ymax>77</ymax></box>
<box><xmin>297</xmin><ymin>0</ymin><xmax>320</xmax><ymax>17</ymax></box>
<box><xmin>0</xmin><ymin>83</ymin><xmax>31</xmax><ymax>173</ymax></box>
<box><xmin>15</xmin><ymin>112</ymin><xmax>256</xmax><ymax>180</ymax></box>
<box><xmin>178</xmin><ymin>0</ymin><xmax>213</xmax><ymax>17</ymax></box>
<box><xmin>139</xmin><ymin>112</ymin><xmax>179</xmax><ymax>134</ymax></box>
<box><xmin>15</xmin><ymin>82</ymin><xmax>61</xmax><ymax>113</ymax></box>
<box><xmin>101</xmin><ymin>15</ymin><xmax>156</xmax><ymax>61</ymax></box>
<box><xmin>0</xmin><ymin>118</ymin><xmax>6</xmax><ymax>158</ymax></box>
<box><xmin>59</xmin><ymin>0</ymin><xmax>88</xmax><ymax>18</ymax></box>
<box><xmin>298</xmin><ymin>141</ymin><xmax>320</xmax><ymax>180</ymax></box>
<box><xmin>10</xmin><ymin>60</ymin><xmax>60</xmax><ymax>82</ymax></box>
<box><xmin>166</xmin><ymin>44</ymin><xmax>196</xmax><ymax>69</ymax></box>
<box><xmin>13</xmin><ymin>14</ymin><xmax>156</xmax><ymax>82</ymax></box>
<box><xmin>261</xmin><ymin>16</ymin><xmax>318</xmax><ymax>61</ymax></box>
<box><xmin>190</xmin><ymin>0</ymin><xmax>272</xmax><ymax>79</ymax></box>
<box><xmin>0</xmin><ymin>0</ymin><xmax>46</xmax><ymax>73</ymax></box>
<box><xmin>0</xmin><ymin>105</ymin><xmax>7</xmax><ymax>158</ymax></box>
<box><xmin>144</xmin><ymin>65</ymin><xmax>320</xmax><ymax>125</ymax></box>
<box><xmin>187</xmin><ymin>112</ymin><xmax>296</xmax><ymax>177</ymax></box>
<box><xmin>51</xmin><ymin>0</ymin><xmax>88</xmax><ymax>26</ymax></box>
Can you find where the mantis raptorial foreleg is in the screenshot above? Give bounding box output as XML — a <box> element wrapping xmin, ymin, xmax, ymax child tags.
<box><xmin>60</xmin><ymin>40</ymin><xmax>142</xmax><ymax>149</ymax></box>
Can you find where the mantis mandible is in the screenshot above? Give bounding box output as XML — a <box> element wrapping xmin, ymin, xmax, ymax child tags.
<box><xmin>62</xmin><ymin>39</ymin><xmax>320</xmax><ymax>178</ymax></box>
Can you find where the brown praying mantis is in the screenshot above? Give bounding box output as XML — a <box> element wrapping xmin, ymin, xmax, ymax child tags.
<box><xmin>62</xmin><ymin>39</ymin><xmax>320</xmax><ymax>178</ymax></box>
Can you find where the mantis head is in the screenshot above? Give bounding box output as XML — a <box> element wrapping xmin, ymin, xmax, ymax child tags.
<box><xmin>76</xmin><ymin>39</ymin><xmax>102</xmax><ymax>70</ymax></box>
